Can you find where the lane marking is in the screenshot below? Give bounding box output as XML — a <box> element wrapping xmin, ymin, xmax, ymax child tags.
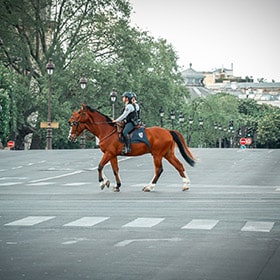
<box><xmin>29</xmin><ymin>170</ymin><xmax>84</xmax><ymax>183</ymax></box>
<box><xmin>64</xmin><ymin>182</ymin><xmax>91</xmax><ymax>186</ymax></box>
<box><xmin>182</xmin><ymin>219</ymin><xmax>219</xmax><ymax>230</ymax></box>
<box><xmin>241</xmin><ymin>221</ymin><xmax>274</xmax><ymax>232</ymax></box>
<box><xmin>0</xmin><ymin>182</ymin><xmax>23</xmax><ymax>186</ymax></box>
<box><xmin>115</xmin><ymin>237</ymin><xmax>182</xmax><ymax>247</ymax></box>
<box><xmin>62</xmin><ymin>238</ymin><xmax>91</xmax><ymax>245</ymax></box>
<box><xmin>5</xmin><ymin>216</ymin><xmax>56</xmax><ymax>226</ymax></box>
<box><xmin>63</xmin><ymin>217</ymin><xmax>109</xmax><ymax>227</ymax></box>
<box><xmin>122</xmin><ymin>217</ymin><xmax>165</xmax><ymax>228</ymax></box>
<box><xmin>28</xmin><ymin>157</ymin><xmax>131</xmax><ymax>183</ymax></box>
<box><xmin>27</xmin><ymin>182</ymin><xmax>55</xmax><ymax>186</ymax></box>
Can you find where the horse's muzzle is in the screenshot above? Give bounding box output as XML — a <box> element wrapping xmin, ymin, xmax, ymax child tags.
<box><xmin>68</xmin><ymin>134</ymin><xmax>77</xmax><ymax>142</ymax></box>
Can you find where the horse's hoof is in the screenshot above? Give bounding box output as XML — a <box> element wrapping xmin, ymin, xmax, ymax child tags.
<box><xmin>100</xmin><ymin>179</ymin><xmax>110</xmax><ymax>190</ymax></box>
<box><xmin>105</xmin><ymin>179</ymin><xmax>110</xmax><ymax>188</ymax></box>
<box><xmin>142</xmin><ymin>184</ymin><xmax>155</xmax><ymax>192</ymax></box>
<box><xmin>182</xmin><ymin>185</ymin><xmax>190</xmax><ymax>191</ymax></box>
<box><xmin>112</xmin><ymin>186</ymin><xmax>120</xmax><ymax>192</ymax></box>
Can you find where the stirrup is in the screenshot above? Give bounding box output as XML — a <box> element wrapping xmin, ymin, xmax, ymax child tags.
<box><xmin>121</xmin><ymin>146</ymin><xmax>130</xmax><ymax>155</ymax></box>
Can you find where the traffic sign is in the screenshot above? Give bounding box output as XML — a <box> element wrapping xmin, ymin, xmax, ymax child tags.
<box><xmin>40</xmin><ymin>122</ymin><xmax>59</xmax><ymax>129</ymax></box>
<box><xmin>246</xmin><ymin>137</ymin><xmax>252</xmax><ymax>145</ymax></box>
<box><xmin>240</xmin><ymin>138</ymin><xmax>246</xmax><ymax>145</ymax></box>
<box><xmin>7</xmin><ymin>140</ymin><xmax>15</xmax><ymax>148</ymax></box>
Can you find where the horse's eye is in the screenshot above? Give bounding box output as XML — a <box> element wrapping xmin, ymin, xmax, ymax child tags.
<box><xmin>69</xmin><ymin>121</ymin><xmax>78</xmax><ymax>126</ymax></box>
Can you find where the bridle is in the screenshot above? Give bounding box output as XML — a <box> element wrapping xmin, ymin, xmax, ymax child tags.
<box><xmin>68</xmin><ymin>117</ymin><xmax>117</xmax><ymax>143</ymax></box>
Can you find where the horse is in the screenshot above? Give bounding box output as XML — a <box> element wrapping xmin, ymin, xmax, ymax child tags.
<box><xmin>68</xmin><ymin>104</ymin><xmax>195</xmax><ymax>192</ymax></box>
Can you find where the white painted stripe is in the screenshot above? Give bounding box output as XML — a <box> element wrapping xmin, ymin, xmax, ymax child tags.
<box><xmin>28</xmin><ymin>182</ymin><xmax>55</xmax><ymax>186</ymax></box>
<box><xmin>28</xmin><ymin>157</ymin><xmax>131</xmax><ymax>183</ymax></box>
<box><xmin>64</xmin><ymin>182</ymin><xmax>90</xmax><ymax>186</ymax></box>
<box><xmin>182</xmin><ymin>219</ymin><xmax>219</xmax><ymax>230</ymax></box>
<box><xmin>122</xmin><ymin>218</ymin><xmax>164</xmax><ymax>228</ymax></box>
<box><xmin>63</xmin><ymin>217</ymin><xmax>109</xmax><ymax>227</ymax></box>
<box><xmin>0</xmin><ymin>182</ymin><xmax>23</xmax><ymax>186</ymax></box>
<box><xmin>115</xmin><ymin>237</ymin><xmax>182</xmax><ymax>247</ymax></box>
<box><xmin>241</xmin><ymin>221</ymin><xmax>274</xmax><ymax>232</ymax></box>
<box><xmin>5</xmin><ymin>216</ymin><xmax>55</xmax><ymax>226</ymax></box>
<box><xmin>29</xmin><ymin>170</ymin><xmax>84</xmax><ymax>183</ymax></box>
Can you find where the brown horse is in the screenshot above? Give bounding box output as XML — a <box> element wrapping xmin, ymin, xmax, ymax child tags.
<box><xmin>68</xmin><ymin>104</ymin><xmax>195</xmax><ymax>192</ymax></box>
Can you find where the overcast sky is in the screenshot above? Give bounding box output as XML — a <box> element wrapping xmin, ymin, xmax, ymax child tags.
<box><xmin>129</xmin><ymin>0</ymin><xmax>280</xmax><ymax>82</ymax></box>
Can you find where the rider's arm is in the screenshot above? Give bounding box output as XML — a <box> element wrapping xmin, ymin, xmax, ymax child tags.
<box><xmin>114</xmin><ymin>104</ymin><xmax>134</xmax><ymax>122</ymax></box>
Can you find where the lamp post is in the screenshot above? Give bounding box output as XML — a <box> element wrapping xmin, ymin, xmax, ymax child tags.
<box><xmin>178</xmin><ymin>112</ymin><xmax>184</xmax><ymax>131</ymax></box>
<box><xmin>159</xmin><ymin>107</ymin><xmax>164</xmax><ymax>127</ymax></box>
<box><xmin>218</xmin><ymin>124</ymin><xmax>222</xmax><ymax>148</ymax></box>
<box><xmin>188</xmin><ymin>117</ymin><xmax>193</xmax><ymax>145</ymax></box>
<box><xmin>46</xmin><ymin>58</ymin><xmax>54</xmax><ymax>150</ymax></box>
<box><xmin>229</xmin><ymin>120</ymin><xmax>234</xmax><ymax>148</ymax></box>
<box><xmin>110</xmin><ymin>89</ymin><xmax>117</xmax><ymax>119</ymax></box>
<box><xmin>198</xmin><ymin>117</ymin><xmax>203</xmax><ymax>148</ymax></box>
<box><xmin>214</xmin><ymin>122</ymin><xmax>218</xmax><ymax>148</ymax></box>
<box><xmin>80</xmin><ymin>74</ymin><xmax>87</xmax><ymax>149</ymax></box>
<box><xmin>170</xmin><ymin>110</ymin><xmax>175</xmax><ymax>129</ymax></box>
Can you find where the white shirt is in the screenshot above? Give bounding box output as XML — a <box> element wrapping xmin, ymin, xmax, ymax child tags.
<box><xmin>115</xmin><ymin>103</ymin><xmax>135</xmax><ymax>122</ymax></box>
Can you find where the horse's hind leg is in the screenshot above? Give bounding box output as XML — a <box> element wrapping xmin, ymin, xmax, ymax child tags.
<box><xmin>143</xmin><ymin>155</ymin><xmax>163</xmax><ymax>192</ymax></box>
<box><xmin>110</xmin><ymin>157</ymin><xmax>121</xmax><ymax>192</ymax></box>
<box><xmin>164</xmin><ymin>152</ymin><xmax>191</xmax><ymax>191</ymax></box>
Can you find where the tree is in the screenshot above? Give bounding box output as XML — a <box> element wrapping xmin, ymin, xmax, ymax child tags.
<box><xmin>1</xmin><ymin>0</ymin><xmax>188</xmax><ymax>149</ymax></box>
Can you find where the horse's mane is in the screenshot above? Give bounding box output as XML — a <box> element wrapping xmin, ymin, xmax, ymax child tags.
<box><xmin>86</xmin><ymin>105</ymin><xmax>114</xmax><ymax>126</ymax></box>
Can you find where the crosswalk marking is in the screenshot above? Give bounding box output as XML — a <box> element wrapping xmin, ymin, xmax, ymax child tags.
<box><xmin>5</xmin><ymin>216</ymin><xmax>55</xmax><ymax>226</ymax></box>
<box><xmin>182</xmin><ymin>219</ymin><xmax>219</xmax><ymax>230</ymax></box>
<box><xmin>1</xmin><ymin>216</ymin><xmax>276</xmax><ymax>233</ymax></box>
<box><xmin>241</xmin><ymin>221</ymin><xmax>274</xmax><ymax>232</ymax></box>
<box><xmin>122</xmin><ymin>218</ymin><xmax>164</xmax><ymax>228</ymax></box>
<box><xmin>63</xmin><ymin>217</ymin><xmax>109</xmax><ymax>227</ymax></box>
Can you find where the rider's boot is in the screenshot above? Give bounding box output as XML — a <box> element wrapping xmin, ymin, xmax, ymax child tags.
<box><xmin>122</xmin><ymin>136</ymin><xmax>131</xmax><ymax>154</ymax></box>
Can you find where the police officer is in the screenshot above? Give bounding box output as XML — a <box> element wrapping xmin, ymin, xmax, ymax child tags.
<box><xmin>113</xmin><ymin>92</ymin><xmax>137</xmax><ymax>154</ymax></box>
<box><xmin>131</xmin><ymin>93</ymin><xmax>141</xmax><ymax>125</ymax></box>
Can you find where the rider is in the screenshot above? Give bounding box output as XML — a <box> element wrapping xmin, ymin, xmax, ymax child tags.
<box><xmin>131</xmin><ymin>93</ymin><xmax>141</xmax><ymax>125</ymax></box>
<box><xmin>113</xmin><ymin>92</ymin><xmax>137</xmax><ymax>154</ymax></box>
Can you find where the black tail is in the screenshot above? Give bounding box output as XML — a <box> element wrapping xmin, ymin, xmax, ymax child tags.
<box><xmin>170</xmin><ymin>130</ymin><xmax>195</xmax><ymax>167</ymax></box>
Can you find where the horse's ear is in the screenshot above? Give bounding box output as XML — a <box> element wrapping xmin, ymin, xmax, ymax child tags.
<box><xmin>81</xmin><ymin>103</ymin><xmax>86</xmax><ymax>110</ymax></box>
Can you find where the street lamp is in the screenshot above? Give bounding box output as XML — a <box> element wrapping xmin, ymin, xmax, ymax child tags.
<box><xmin>214</xmin><ymin>122</ymin><xmax>218</xmax><ymax>147</ymax></box>
<box><xmin>80</xmin><ymin>74</ymin><xmax>87</xmax><ymax>95</ymax></box>
<box><xmin>159</xmin><ymin>107</ymin><xmax>164</xmax><ymax>127</ymax></box>
<box><xmin>188</xmin><ymin>117</ymin><xmax>193</xmax><ymax>145</ymax></box>
<box><xmin>46</xmin><ymin>58</ymin><xmax>55</xmax><ymax>150</ymax></box>
<box><xmin>218</xmin><ymin>124</ymin><xmax>222</xmax><ymax>148</ymax></box>
<box><xmin>178</xmin><ymin>112</ymin><xmax>184</xmax><ymax>131</ymax></box>
<box><xmin>110</xmin><ymin>89</ymin><xmax>117</xmax><ymax>119</ymax></box>
<box><xmin>170</xmin><ymin>110</ymin><xmax>175</xmax><ymax>129</ymax></box>
<box><xmin>198</xmin><ymin>117</ymin><xmax>203</xmax><ymax>148</ymax></box>
<box><xmin>80</xmin><ymin>74</ymin><xmax>87</xmax><ymax>149</ymax></box>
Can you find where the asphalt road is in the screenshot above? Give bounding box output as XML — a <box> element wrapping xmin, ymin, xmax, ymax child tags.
<box><xmin>0</xmin><ymin>148</ymin><xmax>279</xmax><ymax>280</ymax></box>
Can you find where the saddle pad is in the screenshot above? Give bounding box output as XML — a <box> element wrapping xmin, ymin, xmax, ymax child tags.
<box><xmin>131</xmin><ymin>127</ymin><xmax>150</xmax><ymax>147</ymax></box>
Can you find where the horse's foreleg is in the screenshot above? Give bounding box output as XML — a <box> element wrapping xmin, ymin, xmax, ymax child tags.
<box><xmin>98</xmin><ymin>154</ymin><xmax>111</xmax><ymax>190</ymax></box>
<box><xmin>110</xmin><ymin>157</ymin><xmax>121</xmax><ymax>192</ymax></box>
<box><xmin>143</xmin><ymin>155</ymin><xmax>163</xmax><ymax>192</ymax></box>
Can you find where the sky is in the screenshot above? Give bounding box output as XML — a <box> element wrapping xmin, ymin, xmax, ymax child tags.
<box><xmin>129</xmin><ymin>0</ymin><xmax>280</xmax><ymax>82</ymax></box>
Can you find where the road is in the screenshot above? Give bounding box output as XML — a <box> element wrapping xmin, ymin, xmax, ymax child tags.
<box><xmin>0</xmin><ymin>148</ymin><xmax>279</xmax><ymax>280</ymax></box>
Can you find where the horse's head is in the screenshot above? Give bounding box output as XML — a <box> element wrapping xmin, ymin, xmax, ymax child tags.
<box><xmin>68</xmin><ymin>104</ymin><xmax>89</xmax><ymax>142</ymax></box>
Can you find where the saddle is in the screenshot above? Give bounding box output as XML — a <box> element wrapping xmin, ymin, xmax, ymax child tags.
<box><xmin>116</xmin><ymin>121</ymin><xmax>150</xmax><ymax>148</ymax></box>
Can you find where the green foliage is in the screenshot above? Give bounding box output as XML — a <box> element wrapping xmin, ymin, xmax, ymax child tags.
<box><xmin>182</xmin><ymin>94</ymin><xmax>280</xmax><ymax>148</ymax></box>
<box><xmin>0</xmin><ymin>0</ymin><xmax>279</xmax><ymax>149</ymax></box>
